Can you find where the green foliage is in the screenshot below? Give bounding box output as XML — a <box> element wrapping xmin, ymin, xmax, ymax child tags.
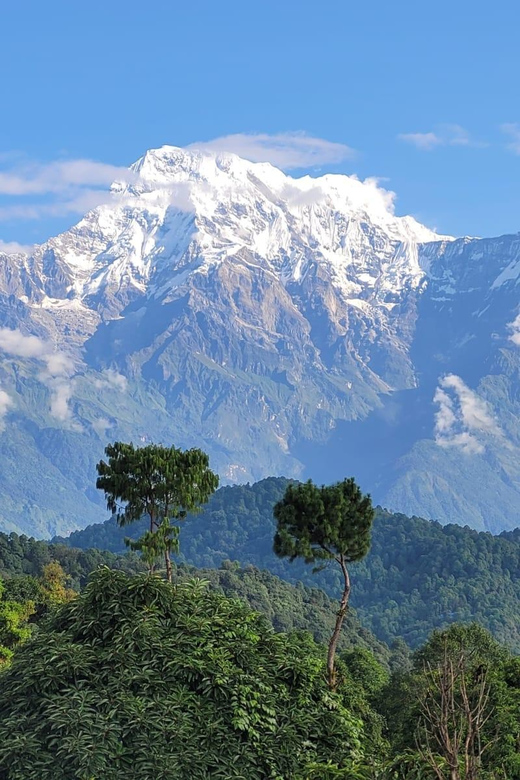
<box><xmin>0</xmin><ymin>561</ymin><xmax>79</xmax><ymax>665</ymax></box>
<box><xmin>126</xmin><ymin>518</ymin><xmax>180</xmax><ymax>571</ymax></box>
<box><xmin>273</xmin><ymin>478</ymin><xmax>374</xmax><ymax>566</ymax></box>
<box><xmin>0</xmin><ymin>579</ymin><xmax>34</xmax><ymax>665</ymax></box>
<box><xmin>0</xmin><ymin>569</ymin><xmax>368</xmax><ymax>780</ymax></box>
<box><xmin>2</xmin><ymin>574</ymin><xmax>41</xmax><ymax>604</ymax></box>
<box><xmin>59</xmin><ymin>478</ymin><xmax>520</xmax><ymax>652</ymax></box>
<box><xmin>413</xmin><ymin>622</ymin><xmax>507</xmax><ymax>669</ymax></box>
<box><xmin>0</xmin><ymin>531</ymin><xmax>146</xmax><ymax>585</ymax></box>
<box><xmin>342</xmin><ymin>647</ymin><xmax>389</xmax><ymax>698</ymax></box>
<box><xmin>96</xmin><ymin>441</ymin><xmax>219</xmax><ymax>579</ymax></box>
<box><xmin>273</xmin><ymin>478</ymin><xmax>374</xmax><ymax>686</ymax></box>
<box><xmin>189</xmin><ymin>562</ymin><xmax>390</xmax><ymax>663</ymax></box>
<box><xmin>381</xmin><ymin>624</ymin><xmax>520</xmax><ymax>779</ymax></box>
<box><xmin>0</xmin><ymin>508</ymin><xmax>517</xmax><ymax>776</ymax></box>
<box><xmin>0</xmin><ymin>529</ymin><xmax>389</xmax><ymax>661</ymax></box>
<box><xmin>60</xmin><ymin>477</ymin><xmax>290</xmax><ymax>558</ymax></box>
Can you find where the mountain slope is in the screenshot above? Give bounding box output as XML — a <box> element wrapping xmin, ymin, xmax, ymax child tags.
<box><xmin>0</xmin><ymin>145</ymin><xmax>519</xmax><ymax>534</ymax></box>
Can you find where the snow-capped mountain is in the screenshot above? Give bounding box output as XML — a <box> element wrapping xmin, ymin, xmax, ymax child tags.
<box><xmin>0</xmin><ymin>145</ymin><xmax>519</xmax><ymax>537</ymax></box>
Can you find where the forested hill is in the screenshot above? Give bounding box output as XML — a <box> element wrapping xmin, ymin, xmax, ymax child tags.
<box><xmin>57</xmin><ymin>477</ymin><xmax>520</xmax><ymax>651</ymax></box>
<box><xmin>0</xmin><ymin>531</ymin><xmax>389</xmax><ymax>662</ymax></box>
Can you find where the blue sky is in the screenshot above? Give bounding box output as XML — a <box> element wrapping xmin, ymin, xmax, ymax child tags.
<box><xmin>1</xmin><ymin>0</ymin><xmax>519</xmax><ymax>249</ymax></box>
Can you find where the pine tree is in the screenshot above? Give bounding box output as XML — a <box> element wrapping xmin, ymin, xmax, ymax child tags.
<box><xmin>273</xmin><ymin>478</ymin><xmax>374</xmax><ymax>688</ymax></box>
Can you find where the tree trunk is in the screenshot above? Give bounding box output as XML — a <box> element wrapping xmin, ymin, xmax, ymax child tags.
<box><xmin>148</xmin><ymin>510</ymin><xmax>155</xmax><ymax>574</ymax></box>
<box><xmin>327</xmin><ymin>555</ymin><xmax>351</xmax><ymax>690</ymax></box>
<box><xmin>164</xmin><ymin>548</ymin><xmax>173</xmax><ymax>584</ymax></box>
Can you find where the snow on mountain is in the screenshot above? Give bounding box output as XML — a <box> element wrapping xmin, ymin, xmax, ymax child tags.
<box><xmin>0</xmin><ymin>145</ymin><xmax>519</xmax><ymax>538</ymax></box>
<box><xmin>4</xmin><ymin>145</ymin><xmax>448</xmax><ymax>312</ymax></box>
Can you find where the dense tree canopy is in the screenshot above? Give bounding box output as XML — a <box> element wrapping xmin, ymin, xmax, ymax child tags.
<box><xmin>0</xmin><ymin>531</ymin><xmax>391</xmax><ymax>668</ymax></box>
<box><xmin>0</xmin><ymin>579</ymin><xmax>34</xmax><ymax>665</ymax></box>
<box><xmin>0</xmin><ymin>562</ymin><xmax>76</xmax><ymax>665</ymax></box>
<box><xmin>0</xmin><ymin>483</ymin><xmax>517</xmax><ymax>777</ymax></box>
<box><xmin>0</xmin><ymin>569</ymin><xmax>369</xmax><ymax>780</ymax></box>
<box><xmin>0</xmin><ymin>565</ymin><xmax>514</xmax><ymax>778</ymax></box>
<box><xmin>58</xmin><ymin>477</ymin><xmax>520</xmax><ymax>652</ymax></box>
<box><xmin>380</xmin><ymin>624</ymin><xmax>520</xmax><ymax>779</ymax></box>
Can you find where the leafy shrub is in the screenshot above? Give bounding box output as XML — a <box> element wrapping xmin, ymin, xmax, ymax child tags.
<box><xmin>0</xmin><ymin>568</ymin><xmax>364</xmax><ymax>779</ymax></box>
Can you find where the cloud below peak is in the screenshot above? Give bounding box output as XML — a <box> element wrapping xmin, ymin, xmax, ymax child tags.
<box><xmin>433</xmin><ymin>374</ymin><xmax>502</xmax><ymax>455</ymax></box>
<box><xmin>0</xmin><ymin>389</ymin><xmax>13</xmax><ymax>432</ymax></box>
<box><xmin>507</xmin><ymin>313</ymin><xmax>520</xmax><ymax>345</ymax></box>
<box><xmin>0</xmin><ymin>328</ymin><xmax>79</xmax><ymax>427</ymax></box>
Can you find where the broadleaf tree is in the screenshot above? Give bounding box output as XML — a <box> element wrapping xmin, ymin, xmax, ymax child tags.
<box><xmin>273</xmin><ymin>478</ymin><xmax>374</xmax><ymax>689</ymax></box>
<box><xmin>0</xmin><ymin>568</ymin><xmax>365</xmax><ymax>779</ymax></box>
<box><xmin>96</xmin><ymin>442</ymin><xmax>219</xmax><ymax>582</ymax></box>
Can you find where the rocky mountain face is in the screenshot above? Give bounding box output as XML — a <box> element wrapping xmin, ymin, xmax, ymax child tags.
<box><xmin>0</xmin><ymin>146</ymin><xmax>519</xmax><ymax>537</ymax></box>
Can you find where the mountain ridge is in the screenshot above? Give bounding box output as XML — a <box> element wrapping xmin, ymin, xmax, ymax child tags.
<box><xmin>0</xmin><ymin>146</ymin><xmax>519</xmax><ymax>536</ymax></box>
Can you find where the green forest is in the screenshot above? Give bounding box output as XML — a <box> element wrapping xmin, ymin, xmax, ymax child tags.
<box><xmin>0</xmin><ymin>446</ymin><xmax>518</xmax><ymax>778</ymax></box>
<box><xmin>58</xmin><ymin>476</ymin><xmax>520</xmax><ymax>651</ymax></box>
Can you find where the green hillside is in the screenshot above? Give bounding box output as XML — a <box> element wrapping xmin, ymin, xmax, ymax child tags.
<box><xmin>57</xmin><ymin>477</ymin><xmax>520</xmax><ymax>650</ymax></box>
<box><xmin>0</xmin><ymin>530</ymin><xmax>388</xmax><ymax>662</ymax></box>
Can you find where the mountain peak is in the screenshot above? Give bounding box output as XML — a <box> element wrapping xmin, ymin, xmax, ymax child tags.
<box><xmin>0</xmin><ymin>144</ymin><xmax>519</xmax><ymax>538</ymax></box>
<box><xmin>2</xmin><ymin>145</ymin><xmax>453</xmax><ymax>319</ymax></box>
<box><xmin>125</xmin><ymin>145</ymin><xmax>446</xmax><ymax>240</ymax></box>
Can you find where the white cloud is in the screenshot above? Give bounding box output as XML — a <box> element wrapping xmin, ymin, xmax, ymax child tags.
<box><xmin>433</xmin><ymin>374</ymin><xmax>501</xmax><ymax>454</ymax></box>
<box><xmin>189</xmin><ymin>132</ymin><xmax>356</xmax><ymax>170</ymax></box>
<box><xmin>0</xmin><ymin>180</ymin><xmax>195</xmax><ymax>224</ymax></box>
<box><xmin>398</xmin><ymin>132</ymin><xmax>442</xmax><ymax>151</ymax></box>
<box><xmin>507</xmin><ymin>313</ymin><xmax>520</xmax><ymax>345</ymax></box>
<box><xmin>0</xmin><ymin>158</ymin><xmax>132</xmax><ymax>197</ymax></box>
<box><xmin>281</xmin><ymin>182</ymin><xmax>328</xmax><ymax>208</ymax></box>
<box><xmin>92</xmin><ymin>417</ymin><xmax>113</xmax><ymax>438</ymax></box>
<box><xmin>0</xmin><ymin>328</ymin><xmax>78</xmax><ymax>425</ymax></box>
<box><xmin>281</xmin><ymin>174</ymin><xmax>396</xmax><ymax>218</ymax></box>
<box><xmin>433</xmin><ymin>387</ymin><xmax>457</xmax><ymax>434</ymax></box>
<box><xmin>0</xmin><ymin>191</ymin><xmax>120</xmax><ymax>222</ymax></box>
<box><xmin>441</xmin><ymin>124</ymin><xmax>476</xmax><ymax>146</ymax></box>
<box><xmin>443</xmin><ymin>374</ymin><xmax>500</xmax><ymax>433</ymax></box>
<box><xmin>94</xmin><ymin>368</ymin><xmax>128</xmax><ymax>392</ymax></box>
<box><xmin>0</xmin><ymin>329</ymin><xmax>72</xmax><ymax>374</ymax></box>
<box><xmin>48</xmin><ymin>378</ymin><xmax>74</xmax><ymax>422</ymax></box>
<box><xmin>501</xmin><ymin>123</ymin><xmax>520</xmax><ymax>154</ymax></box>
<box><xmin>399</xmin><ymin>125</ymin><xmax>484</xmax><ymax>151</ymax></box>
<box><xmin>0</xmin><ymin>389</ymin><xmax>13</xmax><ymax>431</ymax></box>
<box><xmin>0</xmin><ymin>135</ymin><xmax>354</xmax><ymax>224</ymax></box>
<box><xmin>0</xmin><ymin>155</ymin><xmax>136</xmax><ymax>222</ymax></box>
<box><xmin>0</xmin><ymin>239</ymin><xmax>34</xmax><ymax>255</ymax></box>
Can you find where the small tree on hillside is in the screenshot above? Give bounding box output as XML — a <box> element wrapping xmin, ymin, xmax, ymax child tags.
<box><xmin>414</xmin><ymin>625</ymin><xmax>509</xmax><ymax>780</ymax></box>
<box><xmin>96</xmin><ymin>442</ymin><xmax>219</xmax><ymax>582</ymax></box>
<box><xmin>418</xmin><ymin>647</ymin><xmax>493</xmax><ymax>780</ymax></box>
<box><xmin>273</xmin><ymin>478</ymin><xmax>374</xmax><ymax>689</ymax></box>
